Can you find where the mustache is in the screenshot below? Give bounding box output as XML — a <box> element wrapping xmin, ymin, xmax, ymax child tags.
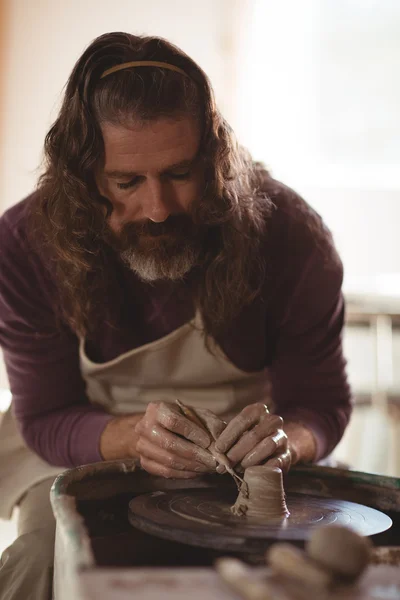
<box><xmin>122</xmin><ymin>214</ymin><xmax>194</xmax><ymax>237</ymax></box>
<box><xmin>104</xmin><ymin>213</ymin><xmax>205</xmax><ymax>252</ymax></box>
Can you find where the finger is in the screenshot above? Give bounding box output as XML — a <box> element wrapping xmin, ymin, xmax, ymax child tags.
<box><xmin>146</xmin><ymin>423</ymin><xmax>216</xmax><ymax>470</ymax></box>
<box><xmin>134</xmin><ymin>418</ymin><xmax>144</xmax><ymax>435</ymax></box>
<box><xmin>240</xmin><ymin>429</ymin><xmax>288</xmax><ymax>469</ymax></box>
<box><xmin>195</xmin><ymin>408</ymin><xmax>227</xmax><ymax>439</ymax></box>
<box><xmin>226</xmin><ymin>415</ymin><xmax>284</xmax><ymax>466</ymax></box>
<box><xmin>140</xmin><ymin>456</ymin><xmax>199</xmax><ymax>479</ymax></box>
<box><xmin>264</xmin><ymin>448</ymin><xmax>292</xmax><ymax>473</ymax></box>
<box><xmin>214</xmin><ymin>403</ymin><xmax>269</xmax><ymax>453</ymax></box>
<box><xmin>156</xmin><ymin>402</ymin><xmax>211</xmax><ymax>448</ymax></box>
<box><xmin>136</xmin><ymin>436</ymin><xmax>211</xmax><ymax>473</ymax></box>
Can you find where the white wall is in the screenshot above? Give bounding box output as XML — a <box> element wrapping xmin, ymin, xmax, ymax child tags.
<box><xmin>234</xmin><ymin>0</ymin><xmax>400</xmax><ymax>286</ymax></box>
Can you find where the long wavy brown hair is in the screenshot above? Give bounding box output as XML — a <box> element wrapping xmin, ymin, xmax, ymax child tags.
<box><xmin>30</xmin><ymin>32</ymin><xmax>274</xmax><ymax>342</ymax></box>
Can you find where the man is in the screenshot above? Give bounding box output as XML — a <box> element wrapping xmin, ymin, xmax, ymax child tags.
<box><xmin>0</xmin><ymin>32</ymin><xmax>351</xmax><ymax>599</ymax></box>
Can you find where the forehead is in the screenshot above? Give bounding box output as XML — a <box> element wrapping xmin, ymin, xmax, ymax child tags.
<box><xmin>101</xmin><ymin>117</ymin><xmax>201</xmax><ymax>173</ymax></box>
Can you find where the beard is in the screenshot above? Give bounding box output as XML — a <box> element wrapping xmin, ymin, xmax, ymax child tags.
<box><xmin>104</xmin><ymin>213</ymin><xmax>206</xmax><ymax>282</ymax></box>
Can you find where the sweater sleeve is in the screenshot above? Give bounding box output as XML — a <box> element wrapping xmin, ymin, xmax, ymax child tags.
<box><xmin>0</xmin><ymin>212</ymin><xmax>113</xmax><ymax>467</ymax></box>
<box><xmin>268</xmin><ymin>227</ymin><xmax>352</xmax><ymax>461</ymax></box>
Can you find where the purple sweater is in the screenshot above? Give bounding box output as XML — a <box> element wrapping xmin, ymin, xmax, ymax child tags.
<box><xmin>0</xmin><ymin>181</ymin><xmax>352</xmax><ymax>468</ymax></box>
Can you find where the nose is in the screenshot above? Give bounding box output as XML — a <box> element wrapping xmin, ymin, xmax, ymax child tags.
<box><xmin>142</xmin><ymin>179</ymin><xmax>171</xmax><ymax>223</ymax></box>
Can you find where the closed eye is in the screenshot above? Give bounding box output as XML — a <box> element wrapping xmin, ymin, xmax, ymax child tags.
<box><xmin>116</xmin><ymin>170</ymin><xmax>191</xmax><ymax>190</ymax></box>
<box><xmin>117</xmin><ymin>176</ymin><xmax>141</xmax><ymax>190</ymax></box>
<box><xmin>168</xmin><ymin>170</ymin><xmax>191</xmax><ymax>180</ymax></box>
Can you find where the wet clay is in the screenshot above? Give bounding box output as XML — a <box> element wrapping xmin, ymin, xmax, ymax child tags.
<box><xmin>231</xmin><ymin>465</ymin><xmax>290</xmax><ymax>519</ymax></box>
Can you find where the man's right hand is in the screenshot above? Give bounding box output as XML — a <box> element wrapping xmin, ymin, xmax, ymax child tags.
<box><xmin>100</xmin><ymin>401</ymin><xmax>222</xmax><ymax>479</ymax></box>
<box><xmin>134</xmin><ymin>402</ymin><xmax>219</xmax><ymax>478</ymax></box>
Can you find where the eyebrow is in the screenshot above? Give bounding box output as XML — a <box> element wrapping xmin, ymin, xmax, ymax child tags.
<box><xmin>104</xmin><ymin>158</ymin><xmax>196</xmax><ymax>180</ymax></box>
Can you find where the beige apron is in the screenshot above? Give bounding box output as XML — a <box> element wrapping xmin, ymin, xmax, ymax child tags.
<box><xmin>0</xmin><ymin>314</ymin><xmax>269</xmax><ymax>518</ymax></box>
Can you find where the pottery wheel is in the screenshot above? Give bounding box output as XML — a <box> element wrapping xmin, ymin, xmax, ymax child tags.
<box><xmin>128</xmin><ymin>488</ymin><xmax>392</xmax><ymax>553</ymax></box>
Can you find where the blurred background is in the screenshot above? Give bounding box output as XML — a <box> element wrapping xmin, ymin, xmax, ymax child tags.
<box><xmin>0</xmin><ymin>0</ymin><xmax>399</xmax><ymax>550</ymax></box>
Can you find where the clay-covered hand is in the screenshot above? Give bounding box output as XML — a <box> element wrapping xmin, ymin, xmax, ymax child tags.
<box><xmin>214</xmin><ymin>402</ymin><xmax>291</xmax><ymax>473</ymax></box>
<box><xmin>134</xmin><ymin>402</ymin><xmax>223</xmax><ymax>479</ymax></box>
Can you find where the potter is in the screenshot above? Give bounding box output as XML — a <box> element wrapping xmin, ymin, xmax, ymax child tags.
<box><xmin>0</xmin><ymin>31</ymin><xmax>351</xmax><ymax>600</ymax></box>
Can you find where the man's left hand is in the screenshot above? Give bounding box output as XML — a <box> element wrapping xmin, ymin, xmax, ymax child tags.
<box><xmin>214</xmin><ymin>402</ymin><xmax>291</xmax><ymax>473</ymax></box>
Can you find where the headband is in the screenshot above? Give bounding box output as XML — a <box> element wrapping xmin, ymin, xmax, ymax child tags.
<box><xmin>101</xmin><ymin>60</ymin><xmax>189</xmax><ymax>79</ymax></box>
